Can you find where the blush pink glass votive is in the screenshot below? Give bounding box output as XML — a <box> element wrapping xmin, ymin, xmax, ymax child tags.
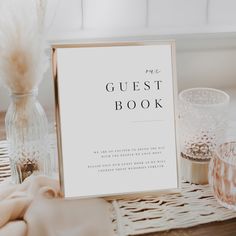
<box><xmin>209</xmin><ymin>142</ymin><xmax>236</xmax><ymax>210</ymax></box>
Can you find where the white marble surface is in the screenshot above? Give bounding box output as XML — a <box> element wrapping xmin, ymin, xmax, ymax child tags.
<box><xmin>209</xmin><ymin>0</ymin><xmax>236</xmax><ymax>26</ymax></box>
<box><xmin>45</xmin><ymin>0</ymin><xmax>82</xmax><ymax>33</ymax></box>
<box><xmin>83</xmin><ymin>0</ymin><xmax>147</xmax><ymax>29</ymax></box>
<box><xmin>148</xmin><ymin>0</ymin><xmax>207</xmax><ymax>28</ymax></box>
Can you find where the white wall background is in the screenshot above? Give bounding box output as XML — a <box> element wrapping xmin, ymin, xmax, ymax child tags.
<box><xmin>1</xmin><ymin>0</ymin><xmax>236</xmax><ymax>111</ymax></box>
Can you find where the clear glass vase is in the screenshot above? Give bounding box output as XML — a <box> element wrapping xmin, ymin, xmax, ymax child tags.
<box><xmin>5</xmin><ymin>89</ymin><xmax>52</xmax><ymax>183</ymax></box>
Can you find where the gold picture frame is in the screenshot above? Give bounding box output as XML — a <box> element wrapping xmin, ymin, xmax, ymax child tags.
<box><xmin>52</xmin><ymin>41</ymin><xmax>180</xmax><ymax>199</ymax></box>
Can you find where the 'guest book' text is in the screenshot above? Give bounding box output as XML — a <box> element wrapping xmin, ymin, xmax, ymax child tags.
<box><xmin>106</xmin><ymin>80</ymin><xmax>163</xmax><ymax>111</ymax></box>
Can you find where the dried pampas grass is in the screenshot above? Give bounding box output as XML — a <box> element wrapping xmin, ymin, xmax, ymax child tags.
<box><xmin>0</xmin><ymin>0</ymin><xmax>48</xmax><ymax>94</ymax></box>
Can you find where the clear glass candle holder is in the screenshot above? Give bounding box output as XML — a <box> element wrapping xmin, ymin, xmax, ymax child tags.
<box><xmin>179</xmin><ymin>88</ymin><xmax>230</xmax><ymax>184</ymax></box>
<box><xmin>209</xmin><ymin>142</ymin><xmax>236</xmax><ymax>210</ymax></box>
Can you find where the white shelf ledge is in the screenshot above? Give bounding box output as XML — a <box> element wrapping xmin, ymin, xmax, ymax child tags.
<box><xmin>48</xmin><ymin>28</ymin><xmax>236</xmax><ymax>53</ymax></box>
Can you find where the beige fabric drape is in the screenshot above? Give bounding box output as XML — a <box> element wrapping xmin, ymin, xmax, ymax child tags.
<box><xmin>0</xmin><ymin>176</ymin><xmax>113</xmax><ymax>236</ymax></box>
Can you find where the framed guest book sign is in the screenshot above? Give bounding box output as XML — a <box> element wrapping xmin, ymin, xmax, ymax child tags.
<box><xmin>52</xmin><ymin>41</ymin><xmax>180</xmax><ymax>199</ymax></box>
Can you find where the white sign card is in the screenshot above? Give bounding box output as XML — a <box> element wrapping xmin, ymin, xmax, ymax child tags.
<box><xmin>52</xmin><ymin>42</ymin><xmax>179</xmax><ymax>198</ymax></box>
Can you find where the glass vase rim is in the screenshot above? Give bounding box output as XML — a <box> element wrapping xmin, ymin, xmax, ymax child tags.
<box><xmin>179</xmin><ymin>87</ymin><xmax>230</xmax><ymax>108</ymax></box>
<box><xmin>215</xmin><ymin>141</ymin><xmax>236</xmax><ymax>166</ymax></box>
<box><xmin>11</xmin><ymin>89</ymin><xmax>38</xmax><ymax>97</ymax></box>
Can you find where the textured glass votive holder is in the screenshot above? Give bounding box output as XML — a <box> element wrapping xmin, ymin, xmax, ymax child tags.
<box><xmin>209</xmin><ymin>142</ymin><xmax>236</xmax><ymax>211</ymax></box>
<box><xmin>179</xmin><ymin>88</ymin><xmax>230</xmax><ymax>184</ymax></box>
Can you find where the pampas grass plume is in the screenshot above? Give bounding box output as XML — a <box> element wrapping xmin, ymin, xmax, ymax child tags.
<box><xmin>0</xmin><ymin>0</ymin><xmax>48</xmax><ymax>94</ymax></box>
